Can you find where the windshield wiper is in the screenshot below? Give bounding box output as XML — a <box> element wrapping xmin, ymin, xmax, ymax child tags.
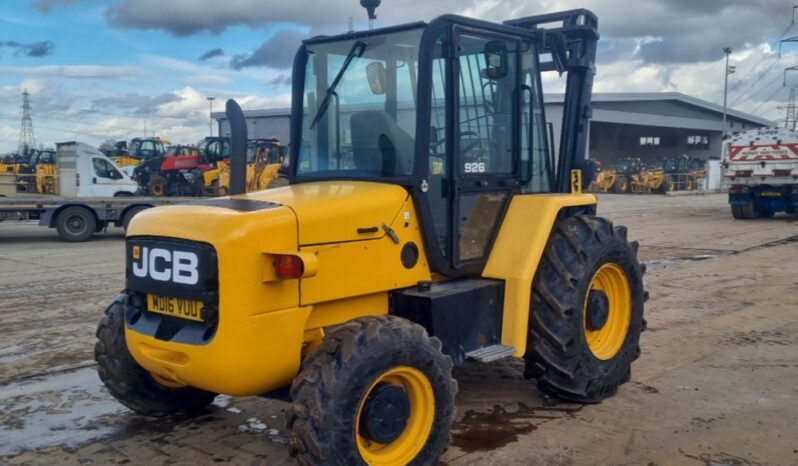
<box><xmin>310</xmin><ymin>41</ymin><xmax>367</xmax><ymax>129</ymax></box>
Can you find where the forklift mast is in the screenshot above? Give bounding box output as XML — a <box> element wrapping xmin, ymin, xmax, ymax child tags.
<box><xmin>505</xmin><ymin>9</ymin><xmax>599</xmax><ymax>193</ymax></box>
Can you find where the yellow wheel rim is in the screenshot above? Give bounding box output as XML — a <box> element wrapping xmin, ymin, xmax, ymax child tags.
<box><xmin>583</xmin><ymin>263</ymin><xmax>632</xmax><ymax>360</ymax></box>
<box><xmin>355</xmin><ymin>366</ymin><xmax>435</xmax><ymax>466</ymax></box>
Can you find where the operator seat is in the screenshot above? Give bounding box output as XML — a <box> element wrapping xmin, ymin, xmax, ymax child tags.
<box><xmin>350</xmin><ymin>110</ymin><xmax>414</xmax><ymax>176</ymax></box>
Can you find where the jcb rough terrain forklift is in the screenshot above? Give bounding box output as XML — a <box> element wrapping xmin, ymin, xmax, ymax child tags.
<box><xmin>206</xmin><ymin>138</ymin><xmax>286</xmax><ymax>195</ymax></box>
<box><xmin>108</xmin><ymin>137</ymin><xmax>168</xmax><ymax>168</ymax></box>
<box><xmin>97</xmin><ymin>8</ymin><xmax>646</xmax><ymax>465</ymax></box>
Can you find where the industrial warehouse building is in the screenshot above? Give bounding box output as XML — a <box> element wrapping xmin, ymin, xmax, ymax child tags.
<box><xmin>213</xmin><ymin>92</ymin><xmax>773</xmax><ymax>165</ymax></box>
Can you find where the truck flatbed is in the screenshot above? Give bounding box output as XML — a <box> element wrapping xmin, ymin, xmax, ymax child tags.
<box><xmin>0</xmin><ymin>196</ymin><xmax>193</xmax><ymax>242</ymax></box>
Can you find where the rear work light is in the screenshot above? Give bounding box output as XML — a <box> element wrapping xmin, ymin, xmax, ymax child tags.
<box><xmin>274</xmin><ymin>254</ymin><xmax>304</xmax><ymax>278</ymax></box>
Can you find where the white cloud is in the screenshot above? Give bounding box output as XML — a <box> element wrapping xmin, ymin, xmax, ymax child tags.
<box><xmin>186</xmin><ymin>74</ymin><xmax>231</xmax><ymax>85</ymax></box>
<box><xmin>0</xmin><ymin>65</ymin><xmax>137</xmax><ymax>79</ymax></box>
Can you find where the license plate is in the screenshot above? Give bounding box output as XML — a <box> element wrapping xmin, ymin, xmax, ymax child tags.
<box><xmin>760</xmin><ymin>191</ymin><xmax>781</xmax><ymax>197</ymax></box>
<box><xmin>147</xmin><ymin>294</ymin><xmax>204</xmax><ymax>322</ymax></box>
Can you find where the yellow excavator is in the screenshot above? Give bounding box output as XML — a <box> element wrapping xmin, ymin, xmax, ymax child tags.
<box><xmin>96</xmin><ymin>8</ymin><xmax>646</xmax><ymax>464</ymax></box>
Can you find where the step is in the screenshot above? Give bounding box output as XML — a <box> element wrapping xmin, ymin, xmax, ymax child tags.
<box><xmin>465</xmin><ymin>344</ymin><xmax>515</xmax><ymax>363</ymax></box>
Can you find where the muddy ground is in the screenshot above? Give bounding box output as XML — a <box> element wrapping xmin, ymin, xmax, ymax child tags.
<box><xmin>0</xmin><ymin>193</ymin><xmax>796</xmax><ymax>465</ymax></box>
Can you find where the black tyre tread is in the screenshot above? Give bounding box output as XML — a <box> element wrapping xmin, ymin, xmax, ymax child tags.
<box><xmin>731</xmin><ymin>204</ymin><xmax>743</xmax><ymax>220</ymax></box>
<box><xmin>740</xmin><ymin>201</ymin><xmax>757</xmax><ymax>219</ymax></box>
<box><xmin>526</xmin><ymin>215</ymin><xmax>646</xmax><ymax>403</ymax></box>
<box><xmin>287</xmin><ymin>315</ymin><xmax>457</xmax><ymax>466</ymax></box>
<box><xmin>95</xmin><ymin>296</ymin><xmax>217</xmax><ymax>417</ymax></box>
<box><xmin>56</xmin><ymin>206</ymin><xmax>96</xmax><ymax>242</ymax></box>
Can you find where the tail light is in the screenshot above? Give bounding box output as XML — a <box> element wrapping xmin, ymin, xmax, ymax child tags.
<box><xmin>273</xmin><ymin>254</ymin><xmax>304</xmax><ymax>278</ymax></box>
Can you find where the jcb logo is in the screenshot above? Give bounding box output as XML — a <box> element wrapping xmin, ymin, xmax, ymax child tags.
<box><xmin>131</xmin><ymin>246</ymin><xmax>199</xmax><ymax>285</ymax></box>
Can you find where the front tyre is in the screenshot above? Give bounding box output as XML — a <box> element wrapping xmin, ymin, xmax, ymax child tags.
<box><xmin>287</xmin><ymin>315</ymin><xmax>457</xmax><ymax>466</ymax></box>
<box><xmin>95</xmin><ymin>295</ymin><xmax>217</xmax><ymax>416</ymax></box>
<box><xmin>526</xmin><ymin>215</ymin><xmax>646</xmax><ymax>403</ymax></box>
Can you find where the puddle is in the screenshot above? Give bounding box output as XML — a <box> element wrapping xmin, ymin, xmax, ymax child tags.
<box><xmin>451</xmin><ymin>402</ymin><xmax>582</xmax><ymax>453</ymax></box>
<box><xmin>643</xmin><ymin>235</ymin><xmax>798</xmax><ymax>272</ymax></box>
<box><xmin>0</xmin><ymin>366</ymin><xmax>126</xmax><ymax>456</ymax></box>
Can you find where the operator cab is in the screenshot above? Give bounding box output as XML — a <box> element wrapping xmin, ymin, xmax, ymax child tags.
<box><xmin>290</xmin><ymin>13</ymin><xmax>596</xmax><ymax>274</ymax></box>
<box><xmin>129</xmin><ymin>137</ymin><xmax>166</xmax><ymax>160</ymax></box>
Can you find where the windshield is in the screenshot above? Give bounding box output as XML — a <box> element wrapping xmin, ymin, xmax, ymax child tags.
<box><xmin>298</xmin><ymin>27</ymin><xmax>423</xmax><ymax>178</ymax></box>
<box><xmin>618</xmin><ymin>160</ymin><xmax>636</xmax><ymax>172</ymax></box>
<box><xmin>248</xmin><ymin>140</ymin><xmax>283</xmax><ymax>164</ymax></box>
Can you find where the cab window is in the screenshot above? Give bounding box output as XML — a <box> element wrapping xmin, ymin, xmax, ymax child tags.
<box><xmin>93</xmin><ymin>158</ymin><xmax>123</xmax><ymax>179</ymax></box>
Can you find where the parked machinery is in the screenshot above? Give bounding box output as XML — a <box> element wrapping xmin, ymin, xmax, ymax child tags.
<box><xmin>97</xmin><ymin>9</ymin><xmax>647</xmax><ymax>464</ymax></box>
<box><xmin>203</xmin><ymin>138</ymin><xmax>286</xmax><ymax>195</ymax></box>
<box><xmin>631</xmin><ymin>155</ymin><xmax>695</xmax><ymax>193</ymax></box>
<box><xmin>689</xmin><ymin>157</ymin><xmax>706</xmax><ymax>186</ymax></box>
<box><xmin>661</xmin><ymin>155</ymin><xmax>692</xmax><ymax>192</ymax></box>
<box><xmin>107</xmin><ymin>137</ymin><xmax>168</xmax><ymax>168</ymax></box>
<box><xmin>592</xmin><ymin>157</ymin><xmax>641</xmax><ymax>193</ymax></box>
<box><xmin>0</xmin><ymin>153</ymin><xmax>28</xmax><ymax>174</ymax></box>
<box><xmin>18</xmin><ymin>149</ymin><xmax>57</xmax><ymax>194</ymax></box>
<box><xmin>132</xmin><ymin>144</ymin><xmax>215</xmax><ymax>197</ymax></box>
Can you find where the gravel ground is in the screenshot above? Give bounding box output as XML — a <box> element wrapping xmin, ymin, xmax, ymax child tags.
<box><xmin>0</xmin><ymin>193</ymin><xmax>796</xmax><ymax>465</ymax></box>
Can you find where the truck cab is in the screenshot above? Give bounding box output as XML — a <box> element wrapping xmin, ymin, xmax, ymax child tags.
<box><xmin>56</xmin><ymin>142</ymin><xmax>139</xmax><ymax>197</ymax></box>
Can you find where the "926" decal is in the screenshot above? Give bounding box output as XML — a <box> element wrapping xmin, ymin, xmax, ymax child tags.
<box><xmin>464</xmin><ymin>162</ymin><xmax>486</xmax><ymax>173</ymax></box>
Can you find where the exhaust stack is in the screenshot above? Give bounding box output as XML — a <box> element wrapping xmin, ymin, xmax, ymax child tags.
<box><xmin>225</xmin><ymin>99</ymin><xmax>247</xmax><ymax>196</ymax></box>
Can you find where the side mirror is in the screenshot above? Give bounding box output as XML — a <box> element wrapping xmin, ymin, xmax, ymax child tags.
<box><xmin>483</xmin><ymin>40</ymin><xmax>508</xmax><ymax>79</ymax></box>
<box><xmin>366</xmin><ymin>62</ymin><xmax>386</xmax><ymax>95</ymax></box>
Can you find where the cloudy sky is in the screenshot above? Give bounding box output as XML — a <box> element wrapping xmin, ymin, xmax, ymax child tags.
<box><xmin>1</xmin><ymin>0</ymin><xmax>797</xmax><ymax>153</ymax></box>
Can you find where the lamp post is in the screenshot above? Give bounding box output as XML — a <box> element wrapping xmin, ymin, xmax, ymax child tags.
<box><xmin>207</xmin><ymin>96</ymin><xmax>216</xmax><ymax>138</ymax></box>
<box><xmin>721</xmin><ymin>47</ymin><xmax>735</xmax><ymax>139</ymax></box>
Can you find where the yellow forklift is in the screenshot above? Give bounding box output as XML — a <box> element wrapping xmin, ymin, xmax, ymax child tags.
<box><xmin>97</xmin><ymin>7</ymin><xmax>646</xmax><ymax>464</ymax></box>
<box><xmin>205</xmin><ymin>138</ymin><xmax>286</xmax><ymax>195</ymax></box>
<box><xmin>107</xmin><ymin>137</ymin><xmax>168</xmax><ymax>168</ymax></box>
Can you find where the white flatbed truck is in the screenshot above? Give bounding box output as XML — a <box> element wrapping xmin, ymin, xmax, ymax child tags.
<box><xmin>0</xmin><ymin>142</ymin><xmax>188</xmax><ymax>242</ymax></box>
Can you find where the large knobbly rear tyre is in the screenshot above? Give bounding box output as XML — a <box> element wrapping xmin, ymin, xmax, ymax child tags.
<box><xmin>525</xmin><ymin>215</ymin><xmax>646</xmax><ymax>403</ymax></box>
<box><xmin>287</xmin><ymin>315</ymin><xmax>457</xmax><ymax>466</ymax></box>
<box><xmin>95</xmin><ymin>295</ymin><xmax>217</xmax><ymax>416</ymax></box>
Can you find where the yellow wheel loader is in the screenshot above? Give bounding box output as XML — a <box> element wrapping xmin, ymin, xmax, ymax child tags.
<box><xmin>97</xmin><ymin>8</ymin><xmax>647</xmax><ymax>465</ymax></box>
<box><xmin>591</xmin><ymin>158</ymin><xmax>640</xmax><ymax>193</ymax></box>
<box><xmin>591</xmin><ymin>167</ymin><xmax>618</xmax><ymax>192</ymax></box>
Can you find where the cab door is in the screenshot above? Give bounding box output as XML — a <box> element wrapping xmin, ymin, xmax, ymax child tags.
<box><xmin>89</xmin><ymin>157</ymin><xmax>126</xmax><ymax>196</ymax></box>
<box><xmin>450</xmin><ymin>31</ymin><xmax>521</xmax><ymax>268</ymax></box>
